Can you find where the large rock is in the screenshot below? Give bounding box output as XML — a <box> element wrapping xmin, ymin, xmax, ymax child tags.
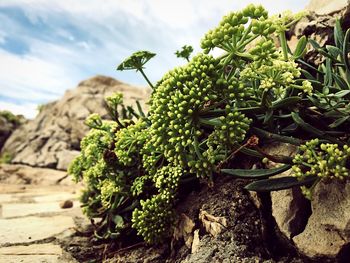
<box><xmin>1</xmin><ymin>75</ymin><xmax>150</xmax><ymax>170</ymax></box>
<box><xmin>289</xmin><ymin>0</ymin><xmax>350</xmax><ymax>65</ymax></box>
<box><xmin>262</xmin><ymin>143</ymin><xmax>311</xmax><ymax>240</ymax></box>
<box><xmin>293</xmin><ymin>180</ymin><xmax>350</xmax><ymax>259</ymax></box>
<box><xmin>0</xmin><ymin>111</ymin><xmax>24</xmax><ymax>152</ymax></box>
<box><xmin>306</xmin><ymin>0</ymin><xmax>349</xmax><ymax>15</ymax></box>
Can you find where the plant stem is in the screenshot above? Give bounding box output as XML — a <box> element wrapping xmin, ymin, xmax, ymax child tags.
<box><xmin>139</xmin><ymin>69</ymin><xmax>155</xmax><ymax>89</ymax></box>
<box><xmin>279</xmin><ymin>32</ymin><xmax>289</xmax><ymax>61</ymax></box>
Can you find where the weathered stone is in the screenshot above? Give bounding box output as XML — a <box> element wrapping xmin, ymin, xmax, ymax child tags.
<box><xmin>56</xmin><ymin>150</ymin><xmax>80</xmax><ymax>171</ymax></box>
<box><xmin>1</xmin><ymin>75</ymin><xmax>150</xmax><ymax>170</ymax></box>
<box><xmin>0</xmin><ymin>164</ymin><xmax>72</xmax><ymax>186</ymax></box>
<box><xmin>0</xmin><ymin>244</ymin><xmax>77</xmax><ymax>263</ymax></box>
<box><xmin>306</xmin><ymin>0</ymin><xmax>348</xmax><ymax>15</ymax></box>
<box><xmin>293</xmin><ymin>179</ymin><xmax>350</xmax><ymax>258</ymax></box>
<box><xmin>60</xmin><ymin>200</ymin><xmax>74</xmax><ymax>209</ymax></box>
<box><xmin>1</xmin><ymin>201</ymin><xmax>78</xmax><ymax>218</ymax></box>
<box><xmin>263</xmin><ymin>143</ymin><xmax>311</xmax><ymax>239</ymax></box>
<box><xmin>0</xmin><ymin>112</ymin><xmax>25</xmax><ymax>152</ymax></box>
<box><xmin>0</xmin><ymin>215</ymin><xmax>75</xmax><ymax>245</ymax></box>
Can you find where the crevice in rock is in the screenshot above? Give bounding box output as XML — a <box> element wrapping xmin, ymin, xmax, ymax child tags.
<box><xmin>256</xmin><ymin>191</ymin><xmax>301</xmax><ymax>260</ymax></box>
<box><xmin>337</xmin><ymin>242</ymin><xmax>350</xmax><ymax>263</ymax></box>
<box><xmin>289</xmin><ymin>187</ymin><xmax>312</xmax><ymax>238</ymax></box>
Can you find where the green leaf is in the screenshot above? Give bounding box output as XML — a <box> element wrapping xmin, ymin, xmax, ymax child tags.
<box><xmin>293</xmin><ymin>36</ymin><xmax>307</xmax><ymax>59</ymax></box>
<box><xmin>324</xmin><ymin>58</ymin><xmax>333</xmax><ymax>86</ymax></box>
<box><xmin>263</xmin><ymin>108</ymin><xmax>273</xmax><ymax>124</ymax></box>
<box><xmin>334</xmin><ymin>90</ymin><xmax>350</xmax><ymax>98</ymax></box>
<box><xmin>261</xmin><ymin>90</ymin><xmax>272</xmax><ymax>108</ymax></box>
<box><xmin>136</xmin><ymin>101</ymin><xmax>146</xmax><ymax>118</ymax></box>
<box><xmin>318</xmin><ymin>48</ymin><xmax>341</xmax><ymax>62</ymax></box>
<box><xmin>329</xmin><ymin>116</ymin><xmax>350</xmax><ymax>128</ymax></box>
<box><xmin>221</xmin><ymin>164</ymin><xmax>292</xmax><ymax>179</ymax></box>
<box><xmin>291</xmin><ymin>112</ymin><xmax>325</xmax><ymax>136</ymax></box>
<box><xmin>199</xmin><ymin>117</ymin><xmax>222</xmax><ymax>127</ymax></box>
<box><xmin>343</xmin><ymin>29</ymin><xmax>350</xmax><ymax>72</ymax></box>
<box><xmin>272</xmin><ymin>97</ymin><xmax>301</xmax><ymax>109</ymax></box>
<box><xmin>309</xmin><ymin>38</ymin><xmax>321</xmax><ymax>50</ymax></box>
<box><xmin>333</xmin><ymin>73</ymin><xmax>349</xmax><ymax>90</ymax></box>
<box><xmin>301</xmin><ymin>69</ymin><xmax>316</xmax><ymax>80</ymax></box>
<box><xmin>326</xmin><ymin>45</ymin><xmax>341</xmax><ymax>58</ymax></box>
<box><xmin>252</xmin><ymin>127</ymin><xmax>303</xmax><ymax>145</ymax></box>
<box><xmin>244</xmin><ymin>175</ymin><xmax>318</xmax><ymax>192</ymax></box>
<box><xmin>334</xmin><ymin>19</ymin><xmax>344</xmax><ymax>49</ymax></box>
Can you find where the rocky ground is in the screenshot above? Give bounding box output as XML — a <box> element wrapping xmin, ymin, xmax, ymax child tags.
<box><xmin>0</xmin><ymin>164</ymin><xmax>304</xmax><ymax>263</ymax></box>
<box><xmin>0</xmin><ymin>164</ymin><xmax>89</xmax><ymax>263</ymax></box>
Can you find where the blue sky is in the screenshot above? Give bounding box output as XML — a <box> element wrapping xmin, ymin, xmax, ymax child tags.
<box><xmin>0</xmin><ymin>0</ymin><xmax>308</xmax><ymax>118</ymax></box>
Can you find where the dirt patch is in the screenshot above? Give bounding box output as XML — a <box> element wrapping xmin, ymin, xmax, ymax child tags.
<box><xmin>62</xmin><ymin>176</ymin><xmax>305</xmax><ymax>262</ymax></box>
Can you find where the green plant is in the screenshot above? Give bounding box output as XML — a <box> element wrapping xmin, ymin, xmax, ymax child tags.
<box><xmin>0</xmin><ymin>151</ymin><xmax>13</xmax><ymax>164</ymax></box>
<box><xmin>0</xmin><ymin>110</ymin><xmax>22</xmax><ymax>125</ymax></box>
<box><xmin>175</xmin><ymin>45</ymin><xmax>193</xmax><ymax>61</ymax></box>
<box><xmin>70</xmin><ymin>5</ymin><xmax>350</xmax><ymax>246</ymax></box>
<box><xmin>117</xmin><ymin>50</ymin><xmax>156</xmax><ymax>89</ymax></box>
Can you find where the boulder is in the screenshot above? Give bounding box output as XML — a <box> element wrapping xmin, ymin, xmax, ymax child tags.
<box><xmin>0</xmin><ymin>111</ymin><xmax>25</xmax><ymax>152</ymax></box>
<box><xmin>262</xmin><ymin>143</ymin><xmax>311</xmax><ymax>240</ymax></box>
<box><xmin>288</xmin><ymin>0</ymin><xmax>350</xmax><ymax>66</ymax></box>
<box><xmin>293</xmin><ymin>179</ymin><xmax>350</xmax><ymax>259</ymax></box>
<box><xmin>1</xmin><ymin>75</ymin><xmax>150</xmax><ymax>170</ymax></box>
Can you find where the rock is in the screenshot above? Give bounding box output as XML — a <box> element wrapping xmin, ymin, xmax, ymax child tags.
<box><xmin>306</xmin><ymin>0</ymin><xmax>349</xmax><ymax>15</ymax></box>
<box><xmin>60</xmin><ymin>200</ymin><xmax>74</xmax><ymax>209</ymax></box>
<box><xmin>0</xmin><ymin>243</ymin><xmax>77</xmax><ymax>263</ymax></box>
<box><xmin>289</xmin><ymin>1</ymin><xmax>350</xmax><ymax>66</ymax></box>
<box><xmin>262</xmin><ymin>143</ymin><xmax>311</xmax><ymax>239</ymax></box>
<box><xmin>293</xmin><ymin>179</ymin><xmax>350</xmax><ymax>259</ymax></box>
<box><xmin>1</xmin><ymin>75</ymin><xmax>150</xmax><ymax>170</ymax></box>
<box><xmin>0</xmin><ymin>111</ymin><xmax>24</xmax><ymax>153</ymax></box>
<box><xmin>0</xmin><ymin>215</ymin><xmax>75</xmax><ymax>245</ymax></box>
<box><xmin>0</xmin><ymin>164</ymin><xmax>71</xmax><ymax>186</ymax></box>
<box><xmin>56</xmin><ymin>150</ymin><xmax>80</xmax><ymax>170</ymax></box>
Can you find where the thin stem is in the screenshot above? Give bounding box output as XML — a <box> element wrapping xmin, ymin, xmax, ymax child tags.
<box><xmin>279</xmin><ymin>32</ymin><xmax>289</xmax><ymax>61</ymax></box>
<box><xmin>139</xmin><ymin>68</ymin><xmax>154</xmax><ymax>90</ymax></box>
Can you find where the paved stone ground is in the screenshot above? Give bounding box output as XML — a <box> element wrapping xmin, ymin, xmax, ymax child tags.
<box><xmin>0</xmin><ymin>164</ymin><xmax>89</xmax><ymax>263</ymax></box>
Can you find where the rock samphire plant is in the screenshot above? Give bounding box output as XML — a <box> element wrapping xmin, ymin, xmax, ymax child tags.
<box><xmin>69</xmin><ymin>4</ymin><xmax>350</xmax><ymax>245</ymax></box>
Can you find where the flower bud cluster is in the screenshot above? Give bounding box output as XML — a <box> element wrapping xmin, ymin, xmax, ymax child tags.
<box><xmin>148</xmin><ymin>53</ymin><xmax>219</xmax><ymax>167</ymax></box>
<box><xmin>100</xmin><ymin>179</ymin><xmax>121</xmax><ymax>208</ymax></box>
<box><xmin>105</xmin><ymin>92</ymin><xmax>123</xmax><ymax>109</ymax></box>
<box><xmin>208</xmin><ymin>106</ymin><xmax>251</xmax><ymax>148</ymax></box>
<box><xmin>132</xmin><ymin>193</ymin><xmax>175</xmax><ymax>244</ymax></box>
<box><xmin>293</xmin><ymin>139</ymin><xmax>350</xmax><ymax>181</ymax></box>
<box><xmin>114</xmin><ymin>120</ymin><xmax>148</xmax><ymax>166</ymax></box>
<box><xmin>200</xmin><ymin>5</ymin><xmax>273</xmax><ymax>53</ymax></box>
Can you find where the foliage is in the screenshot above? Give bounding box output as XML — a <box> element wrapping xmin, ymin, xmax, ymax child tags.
<box><xmin>175</xmin><ymin>45</ymin><xmax>193</xmax><ymax>61</ymax></box>
<box><xmin>70</xmin><ymin>4</ymin><xmax>350</xmax><ymax>246</ymax></box>
<box><xmin>0</xmin><ymin>110</ymin><xmax>22</xmax><ymax>125</ymax></box>
<box><xmin>0</xmin><ymin>151</ymin><xmax>13</xmax><ymax>164</ymax></box>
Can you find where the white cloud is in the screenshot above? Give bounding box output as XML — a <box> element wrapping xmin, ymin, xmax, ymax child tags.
<box><xmin>0</xmin><ymin>0</ymin><xmax>309</xmax><ymax>117</ymax></box>
<box><xmin>0</xmin><ymin>101</ymin><xmax>38</xmax><ymax>119</ymax></box>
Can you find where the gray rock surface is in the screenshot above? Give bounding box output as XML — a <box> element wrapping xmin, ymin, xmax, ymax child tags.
<box><xmin>266</xmin><ymin>143</ymin><xmax>350</xmax><ymax>259</ymax></box>
<box><xmin>262</xmin><ymin>143</ymin><xmax>310</xmax><ymax>240</ymax></box>
<box><xmin>0</xmin><ymin>112</ymin><xmax>24</xmax><ymax>152</ymax></box>
<box><xmin>0</xmin><ymin>164</ymin><xmax>87</xmax><ymax>262</ymax></box>
<box><xmin>289</xmin><ymin>0</ymin><xmax>350</xmax><ymax>66</ymax></box>
<box><xmin>1</xmin><ymin>75</ymin><xmax>150</xmax><ymax>170</ymax></box>
<box><xmin>306</xmin><ymin>0</ymin><xmax>349</xmax><ymax>15</ymax></box>
<box><xmin>293</xmin><ymin>179</ymin><xmax>350</xmax><ymax>258</ymax></box>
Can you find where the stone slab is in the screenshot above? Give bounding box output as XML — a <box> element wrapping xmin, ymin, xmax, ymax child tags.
<box><xmin>1</xmin><ymin>201</ymin><xmax>79</xmax><ymax>218</ymax></box>
<box><xmin>0</xmin><ymin>243</ymin><xmax>62</xmax><ymax>255</ymax></box>
<box><xmin>0</xmin><ymin>255</ymin><xmax>60</xmax><ymax>263</ymax></box>
<box><xmin>0</xmin><ymin>215</ymin><xmax>75</xmax><ymax>245</ymax></box>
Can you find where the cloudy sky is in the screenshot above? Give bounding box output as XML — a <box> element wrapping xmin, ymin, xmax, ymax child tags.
<box><xmin>0</xmin><ymin>0</ymin><xmax>308</xmax><ymax>118</ymax></box>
